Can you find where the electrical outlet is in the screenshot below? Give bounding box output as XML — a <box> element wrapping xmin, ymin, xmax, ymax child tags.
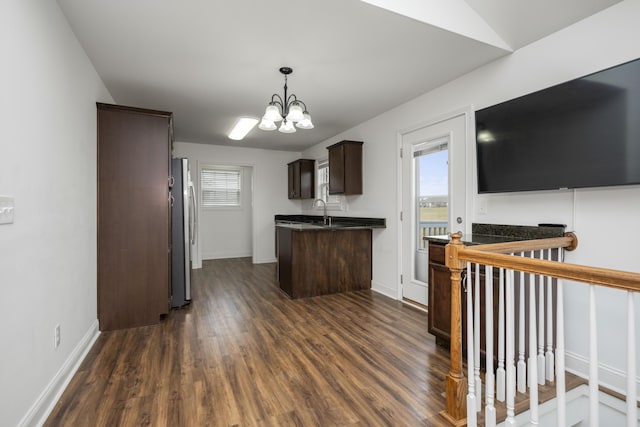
<box><xmin>54</xmin><ymin>324</ymin><xmax>60</xmax><ymax>349</ymax></box>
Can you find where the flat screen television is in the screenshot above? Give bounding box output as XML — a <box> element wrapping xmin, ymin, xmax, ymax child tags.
<box><xmin>475</xmin><ymin>57</ymin><xmax>640</xmax><ymax>193</ymax></box>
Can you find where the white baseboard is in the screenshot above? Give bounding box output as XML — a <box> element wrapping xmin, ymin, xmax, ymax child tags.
<box><xmin>565</xmin><ymin>350</ymin><xmax>640</xmax><ymax>397</ymax></box>
<box><xmin>202</xmin><ymin>252</ymin><xmax>252</xmax><ymax>260</ymax></box>
<box><xmin>19</xmin><ymin>320</ymin><xmax>100</xmax><ymax>427</ymax></box>
<box><xmin>371</xmin><ymin>280</ymin><xmax>398</xmax><ymax>299</ymax></box>
<box><xmin>253</xmin><ymin>257</ymin><xmax>277</xmax><ymax>264</ymax></box>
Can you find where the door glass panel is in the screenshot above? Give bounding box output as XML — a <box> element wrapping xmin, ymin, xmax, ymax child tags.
<box><xmin>414</xmin><ymin>143</ymin><xmax>448</xmax><ymax>282</ymax></box>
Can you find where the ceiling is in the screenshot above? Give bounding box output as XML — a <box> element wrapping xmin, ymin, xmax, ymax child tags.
<box><xmin>57</xmin><ymin>0</ymin><xmax>622</xmax><ymax>152</ymax></box>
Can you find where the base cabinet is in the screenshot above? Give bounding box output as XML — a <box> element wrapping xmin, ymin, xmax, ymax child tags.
<box><xmin>428</xmin><ymin>240</ymin><xmax>553</xmax><ymax>365</ymax></box>
<box><xmin>428</xmin><ymin>242</ymin><xmax>456</xmax><ymax>344</ymax></box>
<box><xmin>429</xmin><ymin>241</ymin><xmax>502</xmax><ymax>352</ymax></box>
<box><xmin>277</xmin><ymin>227</ymin><xmax>372</xmax><ymax>298</ymax></box>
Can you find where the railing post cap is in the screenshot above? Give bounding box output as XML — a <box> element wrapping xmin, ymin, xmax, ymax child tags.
<box><xmin>449</xmin><ymin>232</ymin><xmax>463</xmax><ymax>245</ymax></box>
<box><xmin>564</xmin><ymin>231</ymin><xmax>578</xmax><ymax>251</ymax></box>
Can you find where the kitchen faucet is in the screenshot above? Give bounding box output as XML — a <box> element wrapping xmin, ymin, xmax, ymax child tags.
<box><xmin>313</xmin><ymin>199</ymin><xmax>330</xmax><ymax>225</ymax></box>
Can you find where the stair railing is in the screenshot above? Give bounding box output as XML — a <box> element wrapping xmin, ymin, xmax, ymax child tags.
<box><xmin>441</xmin><ymin>231</ymin><xmax>640</xmax><ymax>426</ymax></box>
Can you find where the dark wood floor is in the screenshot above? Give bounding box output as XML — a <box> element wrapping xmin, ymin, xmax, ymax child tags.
<box><xmin>45</xmin><ymin>258</ymin><xmax>455</xmax><ymax>426</ymax></box>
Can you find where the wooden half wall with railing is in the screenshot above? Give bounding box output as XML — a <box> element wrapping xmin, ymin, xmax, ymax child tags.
<box><xmin>440</xmin><ymin>231</ymin><xmax>640</xmax><ymax>427</ymax></box>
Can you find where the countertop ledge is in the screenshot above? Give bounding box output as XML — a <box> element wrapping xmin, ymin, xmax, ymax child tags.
<box><xmin>275</xmin><ymin>214</ymin><xmax>386</xmax><ymax>230</ymax></box>
<box><xmin>425</xmin><ymin>223</ymin><xmax>566</xmax><ymax>245</ymax></box>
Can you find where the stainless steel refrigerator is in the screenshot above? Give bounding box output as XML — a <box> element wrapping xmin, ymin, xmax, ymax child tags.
<box><xmin>171</xmin><ymin>158</ymin><xmax>196</xmax><ymax>307</ymax></box>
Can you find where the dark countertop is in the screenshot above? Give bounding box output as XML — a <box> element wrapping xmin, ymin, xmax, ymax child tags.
<box><xmin>425</xmin><ymin>223</ymin><xmax>566</xmax><ymax>245</ymax></box>
<box><xmin>275</xmin><ymin>214</ymin><xmax>386</xmax><ymax>230</ymax></box>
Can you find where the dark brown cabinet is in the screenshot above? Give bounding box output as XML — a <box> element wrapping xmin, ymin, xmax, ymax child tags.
<box><xmin>429</xmin><ymin>240</ymin><xmax>501</xmax><ymax>350</ymax></box>
<box><xmin>428</xmin><ymin>240</ymin><xmax>543</xmax><ymax>365</ymax></box>
<box><xmin>97</xmin><ymin>103</ymin><xmax>172</xmax><ymax>331</ymax></box>
<box><xmin>327</xmin><ymin>140</ymin><xmax>363</xmax><ymax>195</ymax></box>
<box><xmin>287</xmin><ymin>159</ymin><xmax>315</xmax><ymax>199</ymax></box>
<box><xmin>428</xmin><ymin>241</ymin><xmax>456</xmax><ymax>345</ymax></box>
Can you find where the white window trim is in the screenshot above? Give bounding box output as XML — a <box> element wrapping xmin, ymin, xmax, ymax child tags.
<box><xmin>201</xmin><ymin>165</ymin><xmax>243</xmax><ymax>210</ymax></box>
<box><xmin>316</xmin><ymin>158</ymin><xmax>346</xmax><ymax>211</ymax></box>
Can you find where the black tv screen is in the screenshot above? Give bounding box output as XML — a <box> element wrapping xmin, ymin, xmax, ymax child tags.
<box><xmin>476</xmin><ymin>57</ymin><xmax>640</xmax><ymax>193</ymax></box>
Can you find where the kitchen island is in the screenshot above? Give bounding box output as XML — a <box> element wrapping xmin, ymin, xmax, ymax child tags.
<box><xmin>275</xmin><ymin>215</ymin><xmax>385</xmax><ymax>299</ymax></box>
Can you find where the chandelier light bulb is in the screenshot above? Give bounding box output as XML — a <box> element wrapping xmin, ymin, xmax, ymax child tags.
<box><xmin>258</xmin><ymin>118</ymin><xmax>277</xmax><ymax>131</ymax></box>
<box><xmin>285</xmin><ymin>103</ymin><xmax>304</xmax><ymax>123</ymax></box>
<box><xmin>263</xmin><ymin>104</ymin><xmax>283</xmax><ymax>122</ymax></box>
<box><xmin>296</xmin><ymin>112</ymin><xmax>314</xmax><ymax>130</ymax></box>
<box><xmin>279</xmin><ymin>120</ymin><xmax>296</xmax><ymax>133</ymax></box>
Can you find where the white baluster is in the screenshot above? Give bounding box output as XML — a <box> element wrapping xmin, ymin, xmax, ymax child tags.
<box><xmin>474</xmin><ymin>263</ymin><xmax>482</xmax><ymax>411</ymax></box>
<box><xmin>556</xmin><ymin>278</ymin><xmax>566</xmax><ymax>427</ymax></box>
<box><xmin>627</xmin><ymin>291</ymin><xmax>636</xmax><ymax>427</ymax></box>
<box><xmin>497</xmin><ymin>267</ymin><xmax>506</xmax><ymax>403</ymax></box>
<box><xmin>589</xmin><ymin>284</ymin><xmax>599</xmax><ymax>427</ymax></box>
<box><xmin>529</xmin><ymin>266</ymin><xmax>539</xmax><ymax>425</ymax></box>
<box><xmin>556</xmin><ymin>280</ymin><xmax>567</xmax><ymax>426</ymax></box>
<box><xmin>537</xmin><ymin>251</ymin><xmax>545</xmax><ymax>386</ymax></box>
<box><xmin>517</xmin><ymin>254</ymin><xmax>526</xmax><ymax>393</ymax></box>
<box><xmin>545</xmin><ymin>248</ymin><xmax>555</xmax><ymax>382</ymax></box>
<box><xmin>505</xmin><ymin>268</ymin><xmax>517</xmax><ymax>426</ymax></box>
<box><xmin>527</xmin><ymin>266</ymin><xmax>536</xmax><ymax>389</ymax></box>
<box><xmin>485</xmin><ymin>265</ymin><xmax>497</xmax><ymax>427</ymax></box>
<box><xmin>466</xmin><ymin>263</ymin><xmax>477</xmax><ymax>427</ymax></box>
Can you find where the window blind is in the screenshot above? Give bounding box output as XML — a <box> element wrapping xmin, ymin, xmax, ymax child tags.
<box><xmin>201</xmin><ymin>167</ymin><xmax>241</xmax><ymax>207</ymax></box>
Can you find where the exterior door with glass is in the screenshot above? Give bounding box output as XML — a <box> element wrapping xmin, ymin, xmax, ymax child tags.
<box><xmin>401</xmin><ymin>114</ymin><xmax>467</xmax><ymax>307</ymax></box>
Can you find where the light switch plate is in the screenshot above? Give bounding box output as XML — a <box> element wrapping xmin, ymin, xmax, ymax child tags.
<box><xmin>0</xmin><ymin>195</ymin><xmax>15</xmax><ymax>224</ymax></box>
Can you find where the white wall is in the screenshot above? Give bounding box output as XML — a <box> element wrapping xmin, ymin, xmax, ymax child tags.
<box><xmin>302</xmin><ymin>0</ymin><xmax>640</xmax><ymax>390</ymax></box>
<box><xmin>0</xmin><ymin>1</ymin><xmax>112</xmax><ymax>426</ymax></box>
<box><xmin>173</xmin><ymin>142</ymin><xmax>301</xmax><ymax>264</ymax></box>
<box><xmin>198</xmin><ymin>166</ymin><xmax>253</xmax><ymax>260</ymax></box>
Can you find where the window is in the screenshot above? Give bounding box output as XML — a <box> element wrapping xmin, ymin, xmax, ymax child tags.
<box><xmin>316</xmin><ymin>159</ymin><xmax>344</xmax><ymax>209</ymax></box>
<box><xmin>201</xmin><ymin>166</ymin><xmax>242</xmax><ymax>208</ymax></box>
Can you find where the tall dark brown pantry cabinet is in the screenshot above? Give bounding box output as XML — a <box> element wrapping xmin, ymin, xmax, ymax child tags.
<box><xmin>97</xmin><ymin>103</ymin><xmax>172</xmax><ymax>331</ymax></box>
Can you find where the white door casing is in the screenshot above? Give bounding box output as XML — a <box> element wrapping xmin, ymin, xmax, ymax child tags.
<box><xmin>399</xmin><ymin>111</ymin><xmax>470</xmax><ymax>306</ymax></box>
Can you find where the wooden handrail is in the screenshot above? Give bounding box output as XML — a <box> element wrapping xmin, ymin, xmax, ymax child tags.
<box><xmin>440</xmin><ymin>230</ymin><xmax>640</xmax><ymax>426</ymax></box>
<box><xmin>457</xmin><ymin>247</ymin><xmax>640</xmax><ymax>293</ymax></box>
<box><xmin>468</xmin><ymin>232</ymin><xmax>578</xmax><ymax>254</ymax></box>
<box><xmin>453</xmin><ymin>232</ymin><xmax>640</xmax><ymax>293</ymax></box>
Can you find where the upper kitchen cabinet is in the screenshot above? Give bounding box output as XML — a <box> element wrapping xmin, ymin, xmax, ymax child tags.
<box><xmin>288</xmin><ymin>159</ymin><xmax>315</xmax><ymax>199</ymax></box>
<box><xmin>97</xmin><ymin>103</ymin><xmax>172</xmax><ymax>331</ymax></box>
<box><xmin>327</xmin><ymin>140</ymin><xmax>363</xmax><ymax>195</ymax></box>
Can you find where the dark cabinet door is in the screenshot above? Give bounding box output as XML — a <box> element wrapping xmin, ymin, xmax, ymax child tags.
<box><xmin>428</xmin><ymin>241</ymin><xmax>513</xmax><ymax>366</ymax></box>
<box><xmin>429</xmin><ymin>261</ymin><xmax>455</xmax><ymax>342</ymax></box>
<box><xmin>327</xmin><ymin>140</ymin><xmax>363</xmax><ymax>195</ymax></box>
<box><xmin>288</xmin><ymin>162</ymin><xmax>299</xmax><ymax>199</ymax></box>
<box><xmin>287</xmin><ymin>159</ymin><xmax>315</xmax><ymax>199</ymax></box>
<box><xmin>97</xmin><ymin>103</ymin><xmax>172</xmax><ymax>331</ymax></box>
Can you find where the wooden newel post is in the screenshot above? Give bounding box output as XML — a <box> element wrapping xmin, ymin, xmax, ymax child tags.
<box><xmin>440</xmin><ymin>232</ymin><xmax>468</xmax><ymax>426</ymax></box>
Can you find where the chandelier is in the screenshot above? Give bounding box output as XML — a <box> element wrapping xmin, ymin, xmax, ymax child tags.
<box><xmin>258</xmin><ymin>67</ymin><xmax>314</xmax><ymax>134</ymax></box>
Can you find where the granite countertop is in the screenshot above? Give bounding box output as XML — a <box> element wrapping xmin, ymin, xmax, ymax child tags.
<box><xmin>425</xmin><ymin>223</ymin><xmax>566</xmax><ymax>245</ymax></box>
<box><xmin>275</xmin><ymin>214</ymin><xmax>386</xmax><ymax>230</ymax></box>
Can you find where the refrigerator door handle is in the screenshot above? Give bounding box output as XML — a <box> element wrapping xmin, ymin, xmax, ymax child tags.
<box><xmin>189</xmin><ymin>183</ymin><xmax>197</xmax><ymax>245</ymax></box>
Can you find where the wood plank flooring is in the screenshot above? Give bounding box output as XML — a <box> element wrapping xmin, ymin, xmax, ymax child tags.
<box><xmin>45</xmin><ymin>258</ymin><xmax>453</xmax><ymax>426</ymax></box>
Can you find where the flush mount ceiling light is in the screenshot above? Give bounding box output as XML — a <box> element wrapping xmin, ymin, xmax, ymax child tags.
<box><xmin>228</xmin><ymin>117</ymin><xmax>259</xmax><ymax>140</ymax></box>
<box><xmin>258</xmin><ymin>67</ymin><xmax>314</xmax><ymax>134</ymax></box>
